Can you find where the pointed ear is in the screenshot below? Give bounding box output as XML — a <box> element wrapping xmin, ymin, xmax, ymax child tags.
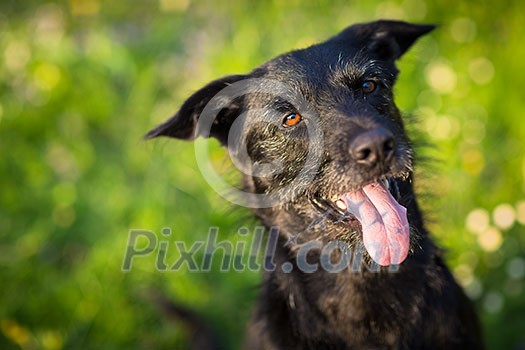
<box><xmin>336</xmin><ymin>20</ymin><xmax>435</xmax><ymax>61</ymax></box>
<box><xmin>145</xmin><ymin>74</ymin><xmax>248</xmax><ymax>143</ymax></box>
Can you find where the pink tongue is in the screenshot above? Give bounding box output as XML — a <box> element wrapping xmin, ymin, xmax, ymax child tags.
<box><xmin>342</xmin><ymin>182</ymin><xmax>410</xmax><ymax>266</ymax></box>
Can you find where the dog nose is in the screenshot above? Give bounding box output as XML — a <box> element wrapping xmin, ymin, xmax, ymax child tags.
<box><xmin>349</xmin><ymin>127</ymin><xmax>396</xmax><ymax>167</ymax></box>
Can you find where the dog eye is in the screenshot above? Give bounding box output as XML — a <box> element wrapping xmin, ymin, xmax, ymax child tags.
<box><xmin>283</xmin><ymin>113</ymin><xmax>302</xmax><ymax>127</ymax></box>
<box><xmin>361</xmin><ymin>81</ymin><xmax>377</xmax><ymax>94</ymax></box>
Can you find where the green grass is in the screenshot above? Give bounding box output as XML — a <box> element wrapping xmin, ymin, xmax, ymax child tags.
<box><xmin>0</xmin><ymin>0</ymin><xmax>524</xmax><ymax>348</ymax></box>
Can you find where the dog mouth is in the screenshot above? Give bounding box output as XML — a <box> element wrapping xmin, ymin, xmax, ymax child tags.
<box><xmin>312</xmin><ymin>178</ymin><xmax>410</xmax><ymax>267</ymax></box>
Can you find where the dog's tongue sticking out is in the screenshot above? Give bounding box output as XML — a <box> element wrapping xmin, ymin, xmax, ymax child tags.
<box><xmin>342</xmin><ymin>182</ymin><xmax>410</xmax><ymax>266</ymax></box>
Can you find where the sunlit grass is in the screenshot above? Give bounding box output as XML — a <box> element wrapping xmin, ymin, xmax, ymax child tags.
<box><xmin>0</xmin><ymin>1</ymin><xmax>524</xmax><ymax>349</ymax></box>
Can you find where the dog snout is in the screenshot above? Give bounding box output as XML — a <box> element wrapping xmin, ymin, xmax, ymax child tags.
<box><xmin>349</xmin><ymin>127</ymin><xmax>396</xmax><ymax>168</ymax></box>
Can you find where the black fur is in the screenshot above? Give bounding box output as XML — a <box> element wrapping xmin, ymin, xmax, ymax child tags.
<box><xmin>148</xmin><ymin>20</ymin><xmax>483</xmax><ymax>350</ymax></box>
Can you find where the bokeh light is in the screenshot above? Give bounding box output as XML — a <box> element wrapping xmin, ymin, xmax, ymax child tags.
<box><xmin>0</xmin><ymin>1</ymin><xmax>523</xmax><ymax>349</ymax></box>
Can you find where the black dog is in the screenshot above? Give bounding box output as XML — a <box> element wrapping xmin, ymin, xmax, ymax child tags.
<box><xmin>147</xmin><ymin>20</ymin><xmax>483</xmax><ymax>350</ymax></box>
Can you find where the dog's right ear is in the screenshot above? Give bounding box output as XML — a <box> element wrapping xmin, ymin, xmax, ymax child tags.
<box><xmin>145</xmin><ymin>74</ymin><xmax>248</xmax><ymax>143</ymax></box>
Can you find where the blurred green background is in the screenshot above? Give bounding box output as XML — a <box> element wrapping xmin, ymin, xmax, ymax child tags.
<box><xmin>1</xmin><ymin>0</ymin><xmax>524</xmax><ymax>349</ymax></box>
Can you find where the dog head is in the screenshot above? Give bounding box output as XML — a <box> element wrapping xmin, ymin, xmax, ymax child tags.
<box><xmin>147</xmin><ymin>20</ymin><xmax>434</xmax><ymax>266</ymax></box>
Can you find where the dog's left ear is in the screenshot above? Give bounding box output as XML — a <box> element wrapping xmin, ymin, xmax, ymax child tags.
<box><xmin>338</xmin><ymin>20</ymin><xmax>435</xmax><ymax>61</ymax></box>
<box><xmin>145</xmin><ymin>74</ymin><xmax>248</xmax><ymax>144</ymax></box>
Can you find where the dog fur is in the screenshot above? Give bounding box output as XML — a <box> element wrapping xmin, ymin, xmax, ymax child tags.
<box><xmin>147</xmin><ymin>20</ymin><xmax>483</xmax><ymax>350</ymax></box>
